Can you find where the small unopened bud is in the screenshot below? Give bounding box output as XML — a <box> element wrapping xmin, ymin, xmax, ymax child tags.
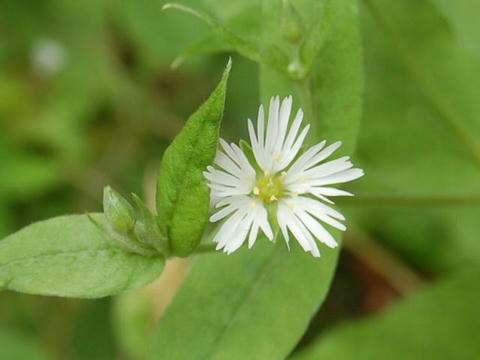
<box><xmin>281</xmin><ymin>0</ymin><xmax>304</xmax><ymax>44</ymax></box>
<box><xmin>132</xmin><ymin>193</ymin><xmax>169</xmax><ymax>256</ymax></box>
<box><xmin>103</xmin><ymin>186</ymin><xmax>136</xmax><ymax>234</ymax></box>
<box><xmin>287</xmin><ymin>58</ymin><xmax>307</xmax><ymax>80</ymax></box>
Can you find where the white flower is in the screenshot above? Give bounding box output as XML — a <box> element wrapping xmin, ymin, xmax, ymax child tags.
<box><xmin>204</xmin><ymin>96</ymin><xmax>364</xmax><ymax>257</ymax></box>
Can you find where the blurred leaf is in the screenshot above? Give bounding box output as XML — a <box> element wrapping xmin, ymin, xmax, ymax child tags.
<box><xmin>429</xmin><ymin>0</ymin><xmax>480</xmax><ymax>56</ymax></box>
<box><xmin>112</xmin><ymin>290</ymin><xmax>153</xmax><ymax>360</ymax></box>
<box><xmin>0</xmin><ymin>142</ymin><xmax>60</xmax><ymax>199</ymax></box>
<box><xmin>156</xmin><ymin>59</ymin><xmax>231</xmax><ymax>257</ymax></box>
<box><xmin>69</xmin><ymin>298</ymin><xmax>116</xmax><ymax>360</ymax></box>
<box><xmin>0</xmin><ymin>214</ymin><xmax>164</xmax><ymax>298</ymax></box>
<box><xmin>343</xmin><ymin>0</ymin><xmax>480</xmax><ymax>271</ymax></box>
<box><xmin>0</xmin><ymin>327</ymin><xmax>50</xmax><ymax>360</ymax></box>
<box><xmin>109</xmin><ymin>0</ymin><xmax>211</xmax><ymax>68</ymax></box>
<box><xmin>291</xmin><ymin>266</ymin><xmax>480</xmax><ymax>360</ymax></box>
<box><xmin>349</xmin><ymin>0</ymin><xmax>480</xmax><ymax>198</ymax></box>
<box><xmin>148</xmin><ymin>240</ymin><xmax>340</xmax><ymax>360</ymax></box>
<box><xmin>171</xmin><ymin>33</ymin><xmax>233</xmax><ymax>69</ymax></box>
<box><xmin>162</xmin><ymin>4</ymin><xmax>265</xmax><ymax>67</ymax></box>
<box><xmin>260</xmin><ymin>0</ymin><xmax>363</xmax><ymax>155</ymax></box>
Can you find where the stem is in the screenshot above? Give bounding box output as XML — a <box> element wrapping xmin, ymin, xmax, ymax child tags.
<box><xmin>296</xmin><ymin>76</ymin><xmax>315</xmax><ymax>127</ymax></box>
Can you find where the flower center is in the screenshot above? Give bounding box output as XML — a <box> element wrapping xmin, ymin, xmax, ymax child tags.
<box><xmin>253</xmin><ymin>173</ymin><xmax>284</xmax><ymax>203</ymax></box>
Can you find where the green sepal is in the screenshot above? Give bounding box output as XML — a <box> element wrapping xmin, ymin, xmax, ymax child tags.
<box><xmin>87</xmin><ymin>213</ymin><xmax>158</xmax><ymax>257</ymax></box>
<box><xmin>103</xmin><ymin>186</ymin><xmax>136</xmax><ymax>234</ymax></box>
<box><xmin>131</xmin><ymin>193</ymin><xmax>169</xmax><ymax>256</ymax></box>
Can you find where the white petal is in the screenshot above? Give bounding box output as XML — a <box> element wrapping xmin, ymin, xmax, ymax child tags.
<box><xmin>304</xmin><ymin>156</ymin><xmax>353</xmax><ymax>179</ymax></box>
<box><xmin>210</xmin><ymin>203</ymin><xmax>237</xmax><ymax>222</ymax></box>
<box><xmin>214</xmin><ymin>152</ymin><xmax>244</xmax><ymax>179</ymax></box>
<box><xmin>257</xmin><ymin>104</ymin><xmax>265</xmax><ymax>148</ymax></box>
<box><xmin>285</xmin><ymin>140</ymin><xmax>326</xmax><ymax>179</ymax></box>
<box><xmin>204</xmin><ymin>168</ymin><xmax>243</xmax><ymax>187</ymax></box>
<box><xmin>214</xmin><ymin>210</ymin><xmax>246</xmax><ymax>249</ymax></box>
<box><xmin>248</xmin><ymin>118</ymin><xmax>267</xmax><ymax>169</ymax></box>
<box><xmin>231</xmin><ymin>143</ymin><xmax>256</xmax><ymax>177</ymax></box>
<box><xmin>311</xmin><ymin>187</ymin><xmax>354</xmax><ymax>197</ymax></box>
<box><xmin>277</xmin><ymin>203</ymin><xmax>291</xmax><ymax>249</ymax></box>
<box><xmin>219</xmin><ymin>139</ymin><xmax>255</xmax><ymax>178</ymax></box>
<box><xmin>265</xmin><ymin>96</ymin><xmax>280</xmax><ymax>154</ymax></box>
<box><xmin>285</xmin><ymin>212</ymin><xmax>311</xmax><ymax>253</ymax></box>
<box><xmin>257</xmin><ymin>204</ymin><xmax>274</xmax><ymax>240</ymax></box>
<box><xmin>273</xmin><ymin>95</ymin><xmax>292</xmax><ymax>154</ymax></box>
<box><xmin>306</xmin><ymin>168</ymin><xmax>364</xmax><ymax>186</ymax></box>
<box><xmin>296</xmin><ymin>196</ymin><xmax>345</xmax><ymax>221</ymax></box>
<box><xmin>296</xmin><ymin>210</ymin><xmax>338</xmax><ymax>248</ymax></box>
<box><xmin>207</xmin><ymin>183</ymin><xmax>250</xmax><ymax>197</ymax></box>
<box><xmin>275</xmin><ymin>124</ymin><xmax>310</xmax><ymax>171</ymax></box>
<box><xmin>303</xmin><ymin>141</ymin><xmax>342</xmax><ymax>170</ymax></box>
<box><xmin>248</xmin><ymin>223</ymin><xmax>259</xmax><ymax>248</ymax></box>
<box><xmin>281</xmin><ymin>108</ymin><xmax>304</xmax><ymax>153</ymax></box>
<box><xmin>292</xmin><ymin>213</ymin><xmax>320</xmax><ymax>257</ymax></box>
<box><xmin>224</xmin><ymin>213</ymin><xmax>254</xmax><ymax>254</ymax></box>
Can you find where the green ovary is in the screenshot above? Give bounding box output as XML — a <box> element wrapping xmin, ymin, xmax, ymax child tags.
<box><xmin>254</xmin><ymin>174</ymin><xmax>285</xmax><ymax>203</ymax></box>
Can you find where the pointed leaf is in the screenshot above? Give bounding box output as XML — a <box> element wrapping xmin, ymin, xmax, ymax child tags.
<box><xmin>0</xmin><ymin>214</ymin><xmax>164</xmax><ymax>298</ymax></box>
<box><xmin>156</xmin><ymin>59</ymin><xmax>231</xmax><ymax>256</ymax></box>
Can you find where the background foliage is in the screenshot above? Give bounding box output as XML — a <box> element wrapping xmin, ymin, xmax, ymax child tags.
<box><xmin>1</xmin><ymin>0</ymin><xmax>479</xmax><ymax>359</ymax></box>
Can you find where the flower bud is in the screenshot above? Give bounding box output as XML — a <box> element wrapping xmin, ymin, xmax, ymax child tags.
<box><xmin>132</xmin><ymin>193</ymin><xmax>169</xmax><ymax>256</ymax></box>
<box><xmin>103</xmin><ymin>186</ymin><xmax>136</xmax><ymax>234</ymax></box>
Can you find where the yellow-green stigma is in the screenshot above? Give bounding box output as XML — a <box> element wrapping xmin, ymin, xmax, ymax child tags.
<box><xmin>253</xmin><ymin>172</ymin><xmax>285</xmax><ymax>203</ymax></box>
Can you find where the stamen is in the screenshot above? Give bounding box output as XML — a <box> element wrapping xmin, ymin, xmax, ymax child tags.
<box><xmin>253</xmin><ymin>173</ymin><xmax>285</xmax><ymax>203</ymax></box>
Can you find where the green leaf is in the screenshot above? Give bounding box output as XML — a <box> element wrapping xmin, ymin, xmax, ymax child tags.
<box><xmin>0</xmin><ymin>214</ymin><xmax>164</xmax><ymax>298</ymax></box>
<box><xmin>156</xmin><ymin>59</ymin><xmax>231</xmax><ymax>257</ymax></box>
<box><xmin>290</xmin><ymin>266</ymin><xmax>480</xmax><ymax>360</ymax></box>
<box><xmin>148</xmin><ymin>240</ymin><xmax>340</xmax><ymax>360</ymax></box>
<box><xmin>0</xmin><ymin>327</ymin><xmax>50</xmax><ymax>360</ymax></box>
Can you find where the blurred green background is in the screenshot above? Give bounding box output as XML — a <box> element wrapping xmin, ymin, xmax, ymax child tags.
<box><xmin>1</xmin><ymin>0</ymin><xmax>479</xmax><ymax>359</ymax></box>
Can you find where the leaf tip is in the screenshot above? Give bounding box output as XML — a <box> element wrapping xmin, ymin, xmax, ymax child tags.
<box><xmin>221</xmin><ymin>56</ymin><xmax>232</xmax><ymax>82</ymax></box>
